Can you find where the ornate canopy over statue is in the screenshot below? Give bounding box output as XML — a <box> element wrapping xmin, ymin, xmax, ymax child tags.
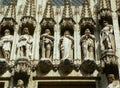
<box><xmin>60</xmin><ymin>0</ymin><xmax>75</xmax><ymax>36</ymax></box>
<box><xmin>98</xmin><ymin>0</ymin><xmax>112</xmax><ymax>25</ymax></box>
<box><xmin>79</xmin><ymin>0</ymin><xmax>96</xmax><ymax>35</ymax></box>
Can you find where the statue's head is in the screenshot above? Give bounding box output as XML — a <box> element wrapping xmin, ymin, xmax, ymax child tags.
<box><xmin>23</xmin><ymin>27</ymin><xmax>29</xmax><ymax>34</ymax></box>
<box><xmin>107</xmin><ymin>74</ymin><xmax>115</xmax><ymax>84</ymax></box>
<box><xmin>85</xmin><ymin>28</ymin><xmax>91</xmax><ymax>35</ymax></box>
<box><xmin>64</xmin><ymin>30</ymin><xmax>70</xmax><ymax>36</ymax></box>
<box><xmin>4</xmin><ymin>29</ymin><xmax>10</xmax><ymax>36</ymax></box>
<box><xmin>16</xmin><ymin>79</ymin><xmax>24</xmax><ymax>87</ymax></box>
<box><xmin>103</xmin><ymin>20</ymin><xmax>109</xmax><ymax>26</ymax></box>
<box><xmin>45</xmin><ymin>29</ymin><xmax>51</xmax><ymax>35</ymax></box>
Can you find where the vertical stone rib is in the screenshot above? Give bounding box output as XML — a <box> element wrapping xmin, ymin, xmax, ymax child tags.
<box><xmin>81</xmin><ymin>0</ymin><xmax>92</xmax><ymax>18</ymax></box>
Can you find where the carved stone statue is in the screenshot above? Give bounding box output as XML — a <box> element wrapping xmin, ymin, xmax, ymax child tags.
<box><xmin>107</xmin><ymin>74</ymin><xmax>120</xmax><ymax>88</ymax></box>
<box><xmin>100</xmin><ymin>21</ymin><xmax>115</xmax><ymax>51</ymax></box>
<box><xmin>40</xmin><ymin>29</ymin><xmax>54</xmax><ymax>58</ymax></box>
<box><xmin>17</xmin><ymin>27</ymin><xmax>33</xmax><ymax>59</ymax></box>
<box><xmin>80</xmin><ymin>28</ymin><xmax>95</xmax><ymax>60</ymax></box>
<box><xmin>59</xmin><ymin>30</ymin><xmax>74</xmax><ymax>59</ymax></box>
<box><xmin>14</xmin><ymin>79</ymin><xmax>24</xmax><ymax>88</ymax></box>
<box><xmin>0</xmin><ymin>29</ymin><xmax>13</xmax><ymax>60</ymax></box>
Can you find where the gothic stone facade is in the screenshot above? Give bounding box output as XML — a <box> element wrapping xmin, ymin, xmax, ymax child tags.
<box><xmin>0</xmin><ymin>0</ymin><xmax>120</xmax><ymax>88</ymax></box>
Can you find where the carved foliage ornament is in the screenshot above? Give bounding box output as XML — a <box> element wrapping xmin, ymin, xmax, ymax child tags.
<box><xmin>13</xmin><ymin>58</ymin><xmax>32</xmax><ymax>76</ymax></box>
<box><xmin>40</xmin><ymin>18</ymin><xmax>56</xmax><ymax>30</ymax></box>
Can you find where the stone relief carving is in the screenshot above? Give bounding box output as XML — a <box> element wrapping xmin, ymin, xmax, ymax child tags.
<box><xmin>13</xmin><ymin>58</ymin><xmax>31</xmax><ymax>75</ymax></box>
<box><xmin>0</xmin><ymin>29</ymin><xmax>13</xmax><ymax>60</ymax></box>
<box><xmin>40</xmin><ymin>29</ymin><xmax>54</xmax><ymax>59</ymax></box>
<box><xmin>59</xmin><ymin>30</ymin><xmax>74</xmax><ymax>59</ymax></box>
<box><xmin>107</xmin><ymin>74</ymin><xmax>120</xmax><ymax>88</ymax></box>
<box><xmin>14</xmin><ymin>79</ymin><xmax>24</xmax><ymax>88</ymax></box>
<box><xmin>17</xmin><ymin>27</ymin><xmax>33</xmax><ymax>59</ymax></box>
<box><xmin>80</xmin><ymin>28</ymin><xmax>95</xmax><ymax>60</ymax></box>
<box><xmin>100</xmin><ymin>21</ymin><xmax>115</xmax><ymax>51</ymax></box>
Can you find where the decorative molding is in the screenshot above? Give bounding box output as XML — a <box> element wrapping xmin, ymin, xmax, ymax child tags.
<box><xmin>12</xmin><ymin>58</ymin><xmax>32</xmax><ymax>76</ymax></box>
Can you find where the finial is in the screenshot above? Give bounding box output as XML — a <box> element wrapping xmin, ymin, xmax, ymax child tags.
<box><xmin>4</xmin><ymin>0</ymin><xmax>16</xmax><ymax>19</ymax></box>
<box><xmin>43</xmin><ymin>0</ymin><xmax>54</xmax><ymax>18</ymax></box>
<box><xmin>62</xmin><ymin>0</ymin><xmax>73</xmax><ymax>18</ymax></box>
<box><xmin>81</xmin><ymin>0</ymin><xmax>92</xmax><ymax>18</ymax></box>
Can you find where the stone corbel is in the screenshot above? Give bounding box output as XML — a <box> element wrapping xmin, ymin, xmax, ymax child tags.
<box><xmin>11</xmin><ymin>58</ymin><xmax>32</xmax><ymax>76</ymax></box>
<box><xmin>100</xmin><ymin>51</ymin><xmax>119</xmax><ymax>78</ymax></box>
<box><xmin>37</xmin><ymin>58</ymin><xmax>53</xmax><ymax>74</ymax></box>
<box><xmin>59</xmin><ymin>58</ymin><xmax>74</xmax><ymax>75</ymax></box>
<box><xmin>80</xmin><ymin>60</ymin><xmax>98</xmax><ymax>75</ymax></box>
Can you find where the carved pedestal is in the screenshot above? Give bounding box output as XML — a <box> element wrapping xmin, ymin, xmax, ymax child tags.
<box><xmin>0</xmin><ymin>58</ymin><xmax>8</xmax><ymax>75</ymax></box>
<box><xmin>80</xmin><ymin>60</ymin><xmax>97</xmax><ymax>75</ymax></box>
<box><xmin>12</xmin><ymin>58</ymin><xmax>31</xmax><ymax>76</ymax></box>
<box><xmin>59</xmin><ymin>58</ymin><xmax>74</xmax><ymax>75</ymax></box>
<box><xmin>37</xmin><ymin>58</ymin><xmax>53</xmax><ymax>74</ymax></box>
<box><xmin>101</xmin><ymin>50</ymin><xmax>119</xmax><ymax>78</ymax></box>
<box><xmin>10</xmin><ymin>58</ymin><xmax>32</xmax><ymax>87</ymax></box>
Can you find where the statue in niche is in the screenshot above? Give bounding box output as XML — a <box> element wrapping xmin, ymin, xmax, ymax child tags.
<box><xmin>0</xmin><ymin>29</ymin><xmax>13</xmax><ymax>60</ymax></box>
<box><xmin>107</xmin><ymin>74</ymin><xmax>120</xmax><ymax>88</ymax></box>
<box><xmin>40</xmin><ymin>29</ymin><xmax>54</xmax><ymax>58</ymax></box>
<box><xmin>59</xmin><ymin>30</ymin><xmax>74</xmax><ymax>59</ymax></box>
<box><xmin>14</xmin><ymin>79</ymin><xmax>24</xmax><ymax>88</ymax></box>
<box><xmin>100</xmin><ymin>20</ymin><xmax>115</xmax><ymax>51</ymax></box>
<box><xmin>80</xmin><ymin>28</ymin><xmax>95</xmax><ymax>60</ymax></box>
<box><xmin>17</xmin><ymin>27</ymin><xmax>33</xmax><ymax>59</ymax></box>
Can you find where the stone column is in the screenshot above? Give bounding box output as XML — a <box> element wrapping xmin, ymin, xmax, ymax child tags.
<box><xmin>74</xmin><ymin>24</ymin><xmax>81</xmax><ymax>64</ymax></box>
<box><xmin>31</xmin><ymin>23</ymin><xmax>40</xmax><ymax>70</ymax></box>
<box><xmin>10</xmin><ymin>25</ymin><xmax>19</xmax><ymax>60</ymax></box>
<box><xmin>110</xmin><ymin>0</ymin><xmax>120</xmax><ymax>79</ymax></box>
<box><xmin>73</xmin><ymin>6</ymin><xmax>81</xmax><ymax>64</ymax></box>
<box><xmin>4</xmin><ymin>81</ymin><xmax>10</xmax><ymax>88</ymax></box>
<box><xmin>32</xmin><ymin>23</ymin><xmax>40</xmax><ymax>60</ymax></box>
<box><xmin>53</xmin><ymin>6</ymin><xmax>62</xmax><ymax>64</ymax></box>
<box><xmin>53</xmin><ymin>24</ymin><xmax>60</xmax><ymax>64</ymax></box>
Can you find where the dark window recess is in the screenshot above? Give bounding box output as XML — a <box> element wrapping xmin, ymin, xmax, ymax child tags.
<box><xmin>38</xmin><ymin>82</ymin><xmax>96</xmax><ymax>88</ymax></box>
<box><xmin>0</xmin><ymin>82</ymin><xmax>5</xmax><ymax>88</ymax></box>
